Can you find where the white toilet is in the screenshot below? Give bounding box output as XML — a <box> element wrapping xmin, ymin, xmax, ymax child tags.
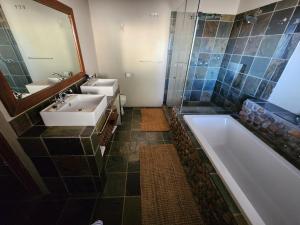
<box><xmin>120</xmin><ymin>94</ymin><xmax>126</xmax><ymax>115</ymax></box>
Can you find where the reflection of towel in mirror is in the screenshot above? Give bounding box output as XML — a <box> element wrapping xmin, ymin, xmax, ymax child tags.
<box><xmin>91</xmin><ymin>220</ymin><xmax>103</xmax><ymax>225</ymax></box>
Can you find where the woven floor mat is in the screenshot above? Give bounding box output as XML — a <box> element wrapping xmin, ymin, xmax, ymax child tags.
<box><xmin>140</xmin><ymin>108</ymin><xmax>170</xmax><ymax>132</ymax></box>
<box><xmin>140</xmin><ymin>144</ymin><xmax>204</xmax><ymax>225</ymax></box>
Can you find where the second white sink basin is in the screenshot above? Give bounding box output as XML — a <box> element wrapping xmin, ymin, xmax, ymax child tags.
<box><xmin>81</xmin><ymin>78</ymin><xmax>118</xmax><ymax>96</ymax></box>
<box><xmin>40</xmin><ymin>94</ymin><xmax>108</xmax><ymax>126</ymax></box>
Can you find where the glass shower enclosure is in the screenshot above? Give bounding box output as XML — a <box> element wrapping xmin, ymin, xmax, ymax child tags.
<box><xmin>165</xmin><ymin>0</ymin><xmax>199</xmax><ymax>108</ymax></box>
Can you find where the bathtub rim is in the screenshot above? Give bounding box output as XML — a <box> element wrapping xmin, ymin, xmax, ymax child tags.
<box><xmin>183</xmin><ymin>114</ymin><xmax>283</xmax><ymax>225</ymax></box>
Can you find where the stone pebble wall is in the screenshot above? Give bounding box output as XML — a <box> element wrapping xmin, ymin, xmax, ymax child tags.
<box><xmin>239</xmin><ymin>99</ymin><xmax>300</xmax><ymax>169</ymax></box>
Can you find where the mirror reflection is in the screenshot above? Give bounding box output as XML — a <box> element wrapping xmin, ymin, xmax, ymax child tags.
<box><xmin>0</xmin><ymin>0</ymin><xmax>81</xmax><ymax>99</ymax></box>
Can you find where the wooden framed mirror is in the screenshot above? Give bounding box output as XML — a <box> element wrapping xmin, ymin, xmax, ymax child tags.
<box><xmin>0</xmin><ymin>0</ymin><xmax>85</xmax><ymax>116</ymax></box>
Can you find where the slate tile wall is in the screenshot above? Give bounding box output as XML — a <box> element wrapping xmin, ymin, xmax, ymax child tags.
<box><xmin>212</xmin><ymin>0</ymin><xmax>300</xmax><ymax>112</ymax></box>
<box><xmin>0</xmin><ymin>6</ymin><xmax>31</xmax><ymax>93</ymax></box>
<box><xmin>183</xmin><ymin>13</ymin><xmax>235</xmax><ymax>104</ymax></box>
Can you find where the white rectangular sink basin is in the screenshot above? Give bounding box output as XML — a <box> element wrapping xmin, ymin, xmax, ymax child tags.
<box><xmin>40</xmin><ymin>94</ymin><xmax>108</xmax><ymax>126</ymax></box>
<box><xmin>80</xmin><ymin>78</ymin><xmax>118</xmax><ymax>96</ymax></box>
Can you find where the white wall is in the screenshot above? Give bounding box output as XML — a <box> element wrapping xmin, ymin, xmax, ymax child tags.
<box><xmin>269</xmin><ymin>42</ymin><xmax>300</xmax><ymax>114</ymax></box>
<box><xmin>237</xmin><ymin>0</ymin><xmax>279</xmax><ymax>13</ymax></box>
<box><xmin>199</xmin><ymin>0</ymin><xmax>240</xmax><ymax>14</ymax></box>
<box><xmin>0</xmin><ymin>0</ymin><xmax>80</xmax><ymax>82</ymax></box>
<box><xmin>88</xmin><ymin>0</ymin><xmax>174</xmax><ymax>107</ymax></box>
<box><xmin>60</xmin><ymin>0</ymin><xmax>98</xmax><ymax>75</ymax></box>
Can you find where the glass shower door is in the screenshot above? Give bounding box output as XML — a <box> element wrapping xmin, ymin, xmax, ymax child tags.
<box><xmin>166</xmin><ymin>0</ymin><xmax>199</xmax><ymax>107</ymax></box>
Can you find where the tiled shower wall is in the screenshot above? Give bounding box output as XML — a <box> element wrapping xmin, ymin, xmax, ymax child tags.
<box><xmin>0</xmin><ymin>6</ymin><xmax>31</xmax><ymax>93</ymax></box>
<box><xmin>212</xmin><ymin>0</ymin><xmax>300</xmax><ymax>111</ymax></box>
<box><xmin>183</xmin><ymin>13</ymin><xmax>235</xmax><ymax>104</ymax></box>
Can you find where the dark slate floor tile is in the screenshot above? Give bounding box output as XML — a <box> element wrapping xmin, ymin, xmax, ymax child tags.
<box><xmin>64</xmin><ymin>177</ymin><xmax>96</xmax><ymax>194</ymax></box>
<box><xmin>106</xmin><ymin>156</ymin><xmax>127</xmax><ymax>173</ymax></box>
<box><xmin>57</xmin><ymin>198</ymin><xmax>96</xmax><ymax>225</ymax></box>
<box><xmin>31</xmin><ymin>157</ymin><xmax>59</xmax><ymax>177</ymax></box>
<box><xmin>53</xmin><ymin>156</ymin><xmax>92</xmax><ymax>176</ymax></box>
<box><xmin>131</xmin><ymin>131</ymin><xmax>147</xmax><ymax>141</ymax></box>
<box><xmin>102</xmin><ymin>173</ymin><xmax>126</xmax><ymax>197</ymax></box>
<box><xmin>109</xmin><ymin>141</ymin><xmax>131</xmax><ymax>156</ymax></box>
<box><xmin>21</xmin><ymin>126</ymin><xmax>47</xmax><ymax>137</ymax></box>
<box><xmin>126</xmin><ymin>173</ymin><xmax>140</xmax><ymax>196</ymax></box>
<box><xmin>18</xmin><ymin>138</ymin><xmax>48</xmax><ymax>157</ymax></box>
<box><xmin>93</xmin><ymin>197</ymin><xmax>123</xmax><ymax>225</ymax></box>
<box><xmin>43</xmin><ymin>138</ymin><xmax>84</xmax><ymax>155</ymax></box>
<box><xmin>113</xmin><ymin>130</ymin><xmax>131</xmax><ymax>142</ymax></box>
<box><xmin>266</xmin><ymin>8</ymin><xmax>294</xmax><ymax>35</ymax></box>
<box><xmin>128</xmin><ymin>161</ymin><xmax>140</xmax><ymax>173</ymax></box>
<box><xmin>9</xmin><ymin>113</ymin><xmax>32</xmax><ymax>136</ymax></box>
<box><xmin>122</xmin><ymin>197</ymin><xmax>141</xmax><ymax>225</ymax></box>
<box><xmin>146</xmin><ymin>132</ymin><xmax>164</xmax><ymax>142</ymax></box>
<box><xmin>27</xmin><ymin>200</ymin><xmax>66</xmax><ymax>225</ymax></box>
<box><xmin>42</xmin><ymin>126</ymin><xmax>83</xmax><ymax>137</ymax></box>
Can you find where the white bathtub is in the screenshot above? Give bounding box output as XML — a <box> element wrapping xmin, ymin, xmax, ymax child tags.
<box><xmin>183</xmin><ymin>115</ymin><xmax>300</xmax><ymax>225</ymax></box>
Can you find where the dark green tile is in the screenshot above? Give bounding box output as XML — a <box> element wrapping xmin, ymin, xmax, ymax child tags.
<box><xmin>128</xmin><ymin>161</ymin><xmax>140</xmax><ymax>172</ymax></box>
<box><xmin>102</xmin><ymin>173</ymin><xmax>126</xmax><ymax>197</ymax></box>
<box><xmin>131</xmin><ymin>131</ymin><xmax>147</xmax><ymax>141</ymax></box>
<box><xmin>81</xmin><ymin>138</ymin><xmax>94</xmax><ymax>155</ymax></box>
<box><xmin>122</xmin><ymin>197</ymin><xmax>141</xmax><ymax>225</ymax></box>
<box><xmin>18</xmin><ymin>138</ymin><xmax>48</xmax><ymax>157</ymax></box>
<box><xmin>93</xmin><ymin>197</ymin><xmax>123</xmax><ymax>225</ymax></box>
<box><xmin>42</xmin><ymin>126</ymin><xmax>83</xmax><ymax>137</ymax></box>
<box><xmin>106</xmin><ymin>156</ymin><xmax>127</xmax><ymax>172</ymax></box>
<box><xmin>113</xmin><ymin>130</ymin><xmax>131</xmax><ymax>141</ymax></box>
<box><xmin>53</xmin><ymin>156</ymin><xmax>92</xmax><ymax>176</ymax></box>
<box><xmin>109</xmin><ymin>141</ymin><xmax>130</xmax><ymax>156</ymax></box>
<box><xmin>126</xmin><ymin>173</ymin><xmax>140</xmax><ymax>196</ymax></box>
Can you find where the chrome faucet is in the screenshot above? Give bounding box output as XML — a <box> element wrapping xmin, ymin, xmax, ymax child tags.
<box><xmin>54</xmin><ymin>89</ymin><xmax>73</xmax><ymax>104</ymax></box>
<box><xmin>52</xmin><ymin>72</ymin><xmax>65</xmax><ymax>81</ymax></box>
<box><xmin>13</xmin><ymin>91</ymin><xmax>23</xmax><ymax>99</ymax></box>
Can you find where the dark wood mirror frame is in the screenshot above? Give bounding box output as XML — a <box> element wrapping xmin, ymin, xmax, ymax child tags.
<box><xmin>0</xmin><ymin>0</ymin><xmax>85</xmax><ymax>117</ymax></box>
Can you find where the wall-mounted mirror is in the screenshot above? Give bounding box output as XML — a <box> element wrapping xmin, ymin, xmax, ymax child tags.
<box><xmin>0</xmin><ymin>0</ymin><xmax>85</xmax><ymax>116</ymax></box>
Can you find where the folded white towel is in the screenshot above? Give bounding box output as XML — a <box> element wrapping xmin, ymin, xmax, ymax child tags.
<box><xmin>91</xmin><ymin>220</ymin><xmax>103</xmax><ymax>225</ymax></box>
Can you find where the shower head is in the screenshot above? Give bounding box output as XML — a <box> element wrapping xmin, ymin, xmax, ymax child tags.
<box><xmin>245</xmin><ymin>15</ymin><xmax>258</xmax><ymax>24</ymax></box>
<box><xmin>244</xmin><ymin>9</ymin><xmax>262</xmax><ymax>24</ymax></box>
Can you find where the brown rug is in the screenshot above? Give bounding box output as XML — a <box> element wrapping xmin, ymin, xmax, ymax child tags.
<box><xmin>140</xmin><ymin>108</ymin><xmax>170</xmax><ymax>131</ymax></box>
<box><xmin>140</xmin><ymin>144</ymin><xmax>203</xmax><ymax>225</ymax></box>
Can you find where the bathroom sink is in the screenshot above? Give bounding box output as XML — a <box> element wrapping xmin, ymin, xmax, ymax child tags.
<box><xmin>80</xmin><ymin>78</ymin><xmax>118</xmax><ymax>96</ymax></box>
<box><xmin>40</xmin><ymin>94</ymin><xmax>108</xmax><ymax>126</ymax></box>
